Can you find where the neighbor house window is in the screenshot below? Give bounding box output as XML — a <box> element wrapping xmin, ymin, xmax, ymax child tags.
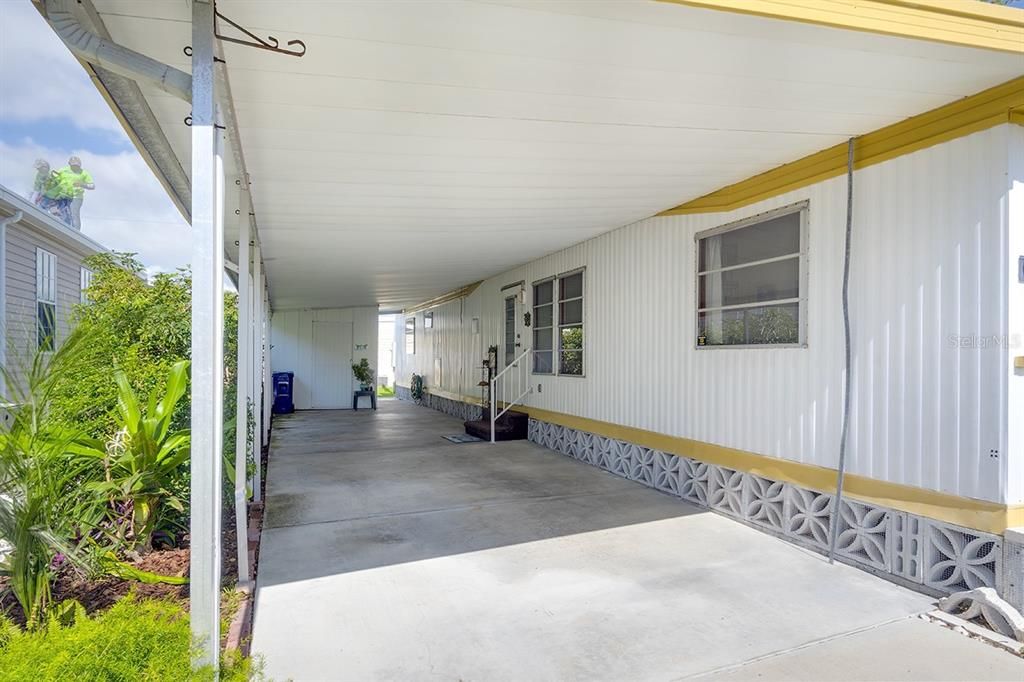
<box><xmin>696</xmin><ymin>202</ymin><xmax>806</xmax><ymax>347</ymax></box>
<box><xmin>557</xmin><ymin>270</ymin><xmax>584</xmax><ymax>375</ymax></box>
<box><xmin>532</xmin><ymin>279</ymin><xmax>554</xmax><ymax>374</ymax></box>
<box><xmin>80</xmin><ymin>266</ymin><xmax>94</xmax><ymax>303</ymax></box>
<box><xmin>36</xmin><ymin>248</ymin><xmax>57</xmax><ymax>351</ymax></box>
<box><xmin>405</xmin><ymin>317</ymin><xmax>416</xmax><ymax>354</ymax></box>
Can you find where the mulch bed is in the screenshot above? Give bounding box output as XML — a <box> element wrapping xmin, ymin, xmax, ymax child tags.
<box><xmin>0</xmin><ymin>521</ymin><xmax>240</xmax><ymax>627</ymax></box>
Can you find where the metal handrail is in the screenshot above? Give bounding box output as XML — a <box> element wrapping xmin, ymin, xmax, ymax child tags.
<box><xmin>490</xmin><ymin>346</ymin><xmax>532</xmax><ymax>443</ymax></box>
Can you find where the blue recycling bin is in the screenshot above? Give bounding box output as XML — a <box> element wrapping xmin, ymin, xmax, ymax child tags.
<box><xmin>273</xmin><ymin>371</ymin><xmax>295</xmax><ymax>414</ymax></box>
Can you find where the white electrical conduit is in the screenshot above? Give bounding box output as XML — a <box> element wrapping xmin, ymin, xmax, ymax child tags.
<box><xmin>44</xmin><ymin>0</ymin><xmax>192</xmax><ymax>103</ymax></box>
<box><xmin>828</xmin><ymin>138</ymin><xmax>857</xmax><ymax>564</ymax></box>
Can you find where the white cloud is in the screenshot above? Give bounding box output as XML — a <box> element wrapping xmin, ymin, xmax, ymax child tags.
<box><xmin>0</xmin><ymin>2</ymin><xmax>190</xmax><ymax>273</ymax></box>
<box><xmin>0</xmin><ymin>2</ymin><xmax>126</xmax><ymax>137</ymax></box>
<box><xmin>0</xmin><ymin>139</ymin><xmax>191</xmax><ymax>273</ymax></box>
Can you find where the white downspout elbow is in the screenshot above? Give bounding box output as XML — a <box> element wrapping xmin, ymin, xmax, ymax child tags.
<box><xmin>44</xmin><ymin>0</ymin><xmax>192</xmax><ymax>103</ymax></box>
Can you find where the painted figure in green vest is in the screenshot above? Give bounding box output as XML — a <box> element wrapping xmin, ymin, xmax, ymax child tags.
<box><xmin>58</xmin><ymin>155</ymin><xmax>95</xmax><ymax>230</ymax></box>
<box><xmin>33</xmin><ymin>158</ymin><xmax>74</xmax><ymax>224</ymax></box>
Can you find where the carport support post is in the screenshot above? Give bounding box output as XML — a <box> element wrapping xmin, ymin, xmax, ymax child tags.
<box><xmin>234</xmin><ymin>184</ymin><xmax>251</xmax><ymax>587</ymax></box>
<box><xmin>262</xmin><ymin>280</ymin><xmax>272</xmax><ymax>445</ymax></box>
<box><xmin>189</xmin><ymin>0</ymin><xmax>224</xmax><ymax>671</ymax></box>
<box><xmin>251</xmin><ymin>248</ymin><xmax>263</xmax><ymax>501</ymax></box>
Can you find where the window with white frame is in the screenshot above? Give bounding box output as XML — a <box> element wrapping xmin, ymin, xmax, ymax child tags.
<box><xmin>696</xmin><ymin>203</ymin><xmax>806</xmax><ymax>347</ymax></box>
<box><xmin>557</xmin><ymin>270</ymin><xmax>584</xmax><ymax>375</ymax></box>
<box><xmin>80</xmin><ymin>266</ymin><xmax>94</xmax><ymax>303</ymax></box>
<box><xmin>533</xmin><ymin>269</ymin><xmax>585</xmax><ymax>375</ymax></box>
<box><xmin>36</xmin><ymin>248</ymin><xmax>57</xmax><ymax>351</ymax></box>
<box><xmin>532</xmin><ymin>279</ymin><xmax>554</xmax><ymax>374</ymax></box>
<box><xmin>405</xmin><ymin>317</ymin><xmax>416</xmax><ymax>355</ymax></box>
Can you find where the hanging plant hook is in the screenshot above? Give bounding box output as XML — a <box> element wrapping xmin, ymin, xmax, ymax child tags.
<box><xmin>214</xmin><ymin>7</ymin><xmax>306</xmax><ymax>57</ymax></box>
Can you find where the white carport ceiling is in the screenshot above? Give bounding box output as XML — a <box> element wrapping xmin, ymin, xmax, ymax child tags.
<box><xmin>87</xmin><ymin>0</ymin><xmax>1024</xmax><ymax>309</ymax></box>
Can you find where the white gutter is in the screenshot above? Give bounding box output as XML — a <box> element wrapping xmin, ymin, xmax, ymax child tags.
<box><xmin>44</xmin><ymin>0</ymin><xmax>192</xmax><ymax>103</ymax></box>
<box><xmin>0</xmin><ymin>210</ymin><xmax>22</xmax><ymax>371</ymax></box>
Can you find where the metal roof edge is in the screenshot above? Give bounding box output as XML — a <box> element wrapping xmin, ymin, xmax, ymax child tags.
<box><xmin>0</xmin><ymin>185</ymin><xmax>110</xmax><ymax>257</ymax></box>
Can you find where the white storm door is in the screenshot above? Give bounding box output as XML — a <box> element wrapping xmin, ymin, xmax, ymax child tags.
<box><xmin>311</xmin><ymin>320</ymin><xmax>353</xmax><ymax>408</ymax></box>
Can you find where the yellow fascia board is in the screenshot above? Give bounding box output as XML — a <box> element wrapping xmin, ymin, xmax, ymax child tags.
<box><xmin>517</xmin><ymin>405</ymin><xmax>1023</xmax><ymax>535</ymax></box>
<box><xmin>404</xmin><ymin>281</ymin><xmax>483</xmax><ymax>315</ymax></box>
<box><xmin>656</xmin><ymin>0</ymin><xmax>1024</xmax><ymax>54</ymax></box>
<box><xmin>660</xmin><ymin>76</ymin><xmax>1024</xmax><ymax>216</ymax></box>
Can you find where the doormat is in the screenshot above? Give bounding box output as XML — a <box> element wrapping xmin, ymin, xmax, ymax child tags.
<box><xmin>443</xmin><ymin>434</ymin><xmax>484</xmax><ymax>443</ymax></box>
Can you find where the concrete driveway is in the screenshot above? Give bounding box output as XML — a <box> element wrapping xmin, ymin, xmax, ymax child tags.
<box><xmin>251</xmin><ymin>401</ymin><xmax>1024</xmax><ymax>681</ymax></box>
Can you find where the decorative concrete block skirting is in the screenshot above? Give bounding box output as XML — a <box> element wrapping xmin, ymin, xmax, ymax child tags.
<box><xmin>397</xmin><ymin>391</ymin><xmax>1022</xmax><ymax>611</ymax></box>
<box><xmin>395</xmin><ymin>387</ymin><xmax>483</xmax><ymax>422</ymax></box>
<box><xmin>526</xmin><ymin>417</ymin><xmax>1011</xmax><ymax>602</ymax></box>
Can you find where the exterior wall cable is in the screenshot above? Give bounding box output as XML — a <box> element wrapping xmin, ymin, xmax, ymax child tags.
<box><xmin>828</xmin><ymin>137</ymin><xmax>857</xmax><ymax>564</ymax></box>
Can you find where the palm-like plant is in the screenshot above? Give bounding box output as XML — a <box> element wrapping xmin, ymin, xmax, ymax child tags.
<box><xmin>0</xmin><ymin>329</ymin><xmax>101</xmax><ymax>627</ymax></box>
<box><xmin>72</xmin><ymin>361</ymin><xmax>191</xmax><ymax>554</ymax></box>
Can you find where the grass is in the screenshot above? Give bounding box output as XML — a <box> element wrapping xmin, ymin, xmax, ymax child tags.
<box><xmin>377</xmin><ymin>385</ymin><xmax>395</xmax><ymax>398</ymax></box>
<box><xmin>0</xmin><ymin>596</ymin><xmax>260</xmax><ymax>681</ymax></box>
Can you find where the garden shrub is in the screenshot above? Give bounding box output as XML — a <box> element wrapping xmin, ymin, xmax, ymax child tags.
<box><xmin>47</xmin><ymin>252</ymin><xmax>243</xmax><ymax>536</ymax></box>
<box><xmin>0</xmin><ymin>597</ymin><xmax>257</xmax><ymax>681</ymax></box>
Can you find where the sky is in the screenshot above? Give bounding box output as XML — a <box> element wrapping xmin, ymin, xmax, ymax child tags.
<box><xmin>0</xmin><ymin>2</ymin><xmax>191</xmax><ymax>278</ymax></box>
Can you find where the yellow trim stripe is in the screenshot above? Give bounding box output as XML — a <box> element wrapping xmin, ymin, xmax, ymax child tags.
<box><xmin>404</xmin><ymin>281</ymin><xmax>483</xmax><ymax>315</ymax></box>
<box><xmin>400</xmin><ymin>387</ymin><xmax>1022</xmax><ymax>535</ymax></box>
<box><xmin>519</xmin><ymin>405</ymin><xmax>1023</xmax><ymax>535</ymax></box>
<box><xmin>656</xmin><ymin>0</ymin><xmax>1024</xmax><ymax>54</ymax></box>
<box><xmin>660</xmin><ymin>76</ymin><xmax>1024</xmax><ymax>216</ymax></box>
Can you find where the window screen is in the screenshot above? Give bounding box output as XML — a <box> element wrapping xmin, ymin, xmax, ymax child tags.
<box><xmin>504</xmin><ymin>296</ymin><xmax>516</xmax><ymax>366</ymax></box>
<box><xmin>532</xmin><ymin>280</ymin><xmax>553</xmax><ymax>374</ymax></box>
<box><xmin>696</xmin><ymin>206</ymin><xmax>805</xmax><ymax>347</ymax></box>
<box><xmin>405</xmin><ymin>317</ymin><xmax>415</xmax><ymax>355</ymax></box>
<box><xmin>557</xmin><ymin>271</ymin><xmax>584</xmax><ymax>375</ymax></box>
<box><xmin>36</xmin><ymin>248</ymin><xmax>57</xmax><ymax>351</ymax></box>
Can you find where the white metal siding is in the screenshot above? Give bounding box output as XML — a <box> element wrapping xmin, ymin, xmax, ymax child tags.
<box><xmin>399</xmin><ymin>125</ymin><xmax>1014</xmax><ymax>504</ymax></box>
<box><xmin>270</xmin><ymin>307</ymin><xmax>378</xmax><ymax>410</ymax></box>
<box><xmin>1006</xmin><ymin>124</ymin><xmax>1024</xmax><ymax>505</ymax></box>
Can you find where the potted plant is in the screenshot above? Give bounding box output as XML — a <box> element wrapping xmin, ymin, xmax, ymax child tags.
<box><xmin>351</xmin><ymin>358</ymin><xmax>375</xmax><ymax>391</ymax></box>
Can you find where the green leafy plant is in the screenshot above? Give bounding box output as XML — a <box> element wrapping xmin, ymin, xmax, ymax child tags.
<box><xmin>0</xmin><ymin>329</ymin><xmax>102</xmax><ymax>627</ymax></box>
<box><xmin>70</xmin><ymin>361</ymin><xmax>191</xmax><ymax>554</ymax></box>
<box><xmin>51</xmin><ymin>253</ymin><xmax>241</xmax><ymax>534</ymax></box>
<box><xmin>352</xmin><ymin>358</ymin><xmax>375</xmax><ymax>390</ymax></box>
<box><xmin>0</xmin><ymin>596</ymin><xmax>259</xmax><ymax>681</ymax></box>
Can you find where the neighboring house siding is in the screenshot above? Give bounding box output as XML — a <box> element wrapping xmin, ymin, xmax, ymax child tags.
<box><xmin>5</xmin><ymin>223</ymin><xmax>87</xmax><ymax>361</ymax></box>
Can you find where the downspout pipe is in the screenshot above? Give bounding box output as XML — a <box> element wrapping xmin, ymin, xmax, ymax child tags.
<box><xmin>44</xmin><ymin>0</ymin><xmax>192</xmax><ymax>103</ymax></box>
<box><xmin>828</xmin><ymin>138</ymin><xmax>857</xmax><ymax>564</ymax></box>
<box><xmin>0</xmin><ymin>211</ymin><xmax>23</xmax><ymax>371</ymax></box>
